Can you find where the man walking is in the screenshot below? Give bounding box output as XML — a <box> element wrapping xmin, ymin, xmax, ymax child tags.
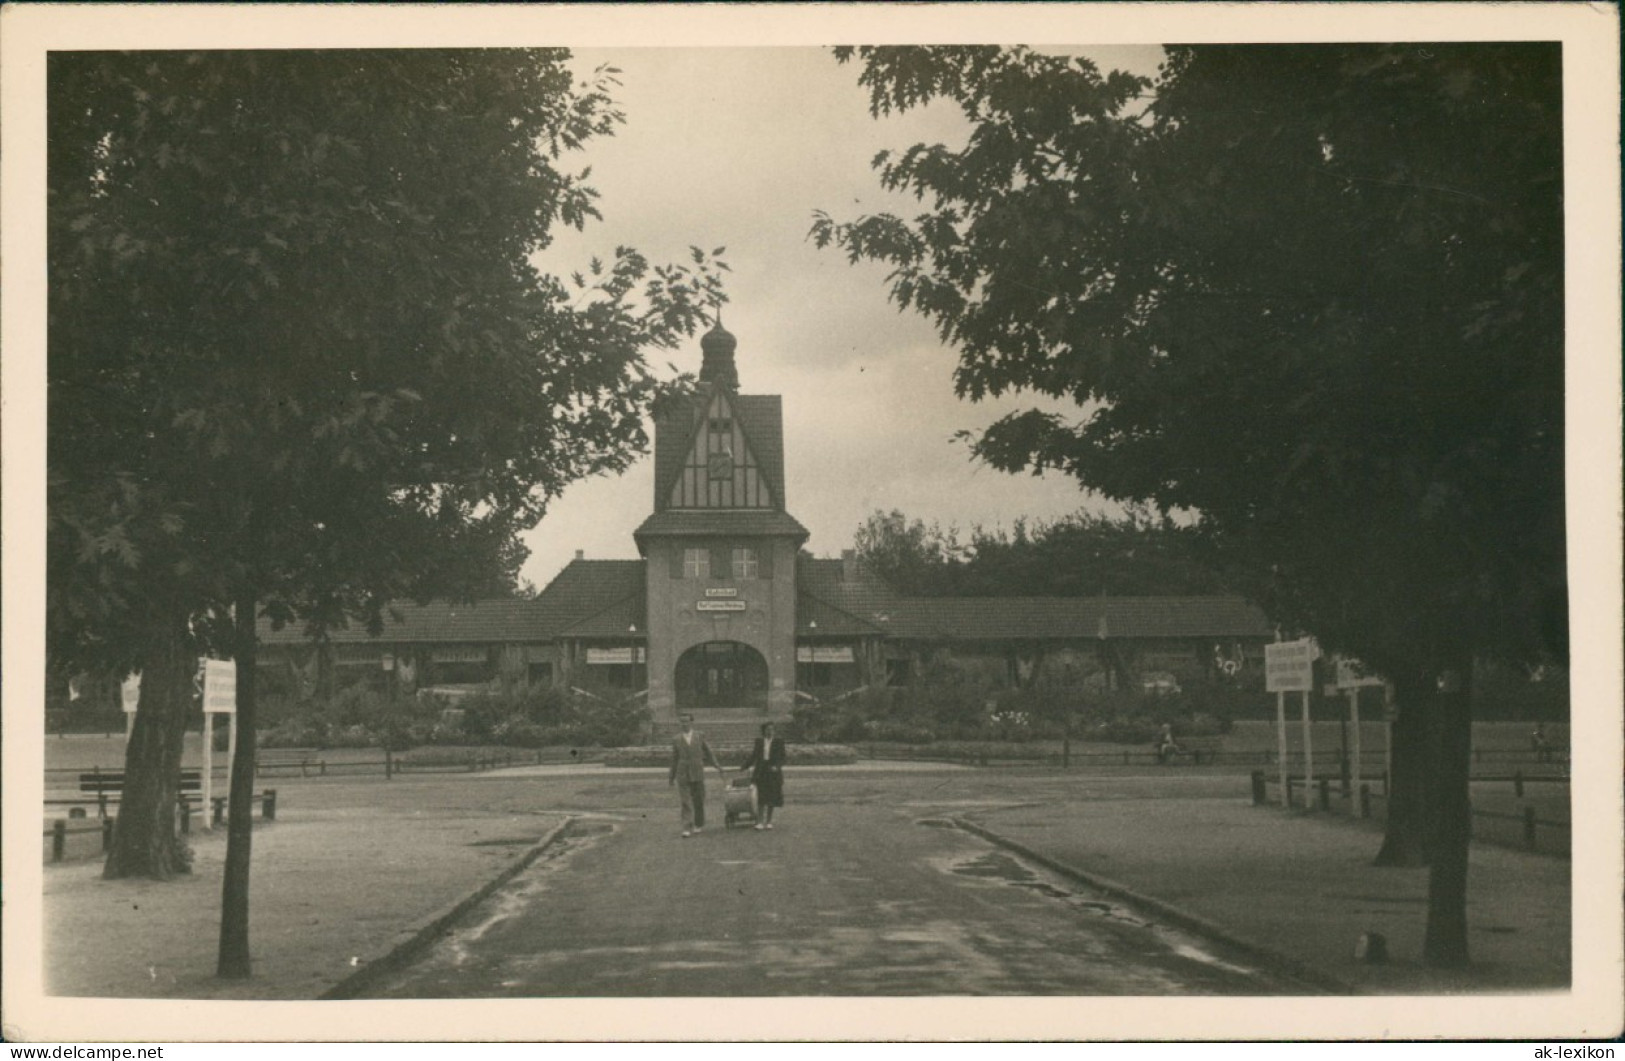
<box><xmin>669</xmin><ymin>713</ymin><xmax>723</xmax><ymax>837</ymax></box>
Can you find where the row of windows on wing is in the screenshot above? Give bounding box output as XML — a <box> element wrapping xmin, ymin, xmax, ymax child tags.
<box><xmin>680</xmin><ymin>545</ymin><xmax>769</xmax><ymax>580</ymax></box>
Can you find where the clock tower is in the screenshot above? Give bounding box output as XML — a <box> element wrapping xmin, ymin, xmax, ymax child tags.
<box><xmin>634</xmin><ymin>320</ymin><xmax>807</xmax><ymax>731</ymax></box>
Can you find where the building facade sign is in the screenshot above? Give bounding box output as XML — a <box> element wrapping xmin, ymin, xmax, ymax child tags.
<box><xmin>704</xmin><ymin>587</ymin><xmax>739</xmax><ymax>598</ymax></box>
<box><xmin>696</xmin><ymin>599</ymin><xmax>747</xmax><ymax>612</ymax></box>
<box><xmin>586</xmin><ymin>647</ymin><xmax>647</xmax><ymax>665</ymax></box>
<box><xmin>796</xmin><ymin>645</ymin><xmax>855</xmax><ymax>663</ymax></box>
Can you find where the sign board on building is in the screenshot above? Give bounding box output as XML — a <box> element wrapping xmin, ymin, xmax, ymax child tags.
<box><xmin>201</xmin><ymin>658</ymin><xmax>237</xmax><ymax>713</ymax></box>
<box><xmin>796</xmin><ymin>646</ymin><xmax>855</xmax><ymax>664</ymax></box>
<box><xmin>1334</xmin><ymin>657</ymin><xmax>1386</xmax><ymax>690</ymax></box>
<box><xmin>586</xmin><ymin>647</ymin><xmax>646</xmax><ymax>665</ymax></box>
<box><xmin>1264</xmin><ymin>639</ymin><xmax>1315</xmax><ymax>693</ymax></box>
<box><xmin>697</xmin><ymin>600</ymin><xmax>747</xmax><ymax>612</ymax></box>
<box><xmin>120</xmin><ymin>674</ymin><xmax>141</xmax><ymax>713</ymax></box>
<box><xmin>704</xmin><ymin>588</ymin><xmax>739</xmax><ymax>598</ymax></box>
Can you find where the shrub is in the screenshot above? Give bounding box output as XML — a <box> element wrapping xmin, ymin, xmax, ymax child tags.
<box><xmin>261</xmin><ymin>714</ymin><xmax>330</xmax><ymax>749</ymax></box>
<box><xmin>602</xmin><ymin>742</ymin><xmax>859</xmax><ymax>768</ymax></box>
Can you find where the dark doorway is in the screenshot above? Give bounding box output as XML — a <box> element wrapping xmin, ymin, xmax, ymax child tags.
<box><xmin>675</xmin><ymin>641</ymin><xmax>769</xmax><ymax>710</ymax></box>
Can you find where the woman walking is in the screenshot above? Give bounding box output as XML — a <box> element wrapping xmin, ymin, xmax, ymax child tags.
<box><xmin>741</xmin><ymin>722</ymin><xmax>786</xmax><ymax>830</ymax></box>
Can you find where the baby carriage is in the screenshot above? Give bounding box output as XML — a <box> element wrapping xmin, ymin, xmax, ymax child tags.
<box><xmin>723</xmin><ymin>775</ymin><xmax>758</xmax><ymax>829</ymax></box>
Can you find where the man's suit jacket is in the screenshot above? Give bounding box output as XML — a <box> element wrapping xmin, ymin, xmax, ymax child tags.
<box><xmin>669</xmin><ymin>730</ymin><xmax>719</xmax><ymax>784</ymax></box>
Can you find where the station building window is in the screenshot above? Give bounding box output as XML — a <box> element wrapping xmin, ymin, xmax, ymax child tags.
<box><xmin>683</xmin><ymin>547</ymin><xmax>710</xmax><ymax>579</ymax></box>
<box><xmin>732</xmin><ymin>547</ymin><xmax>758</xmax><ymax>580</ymax></box>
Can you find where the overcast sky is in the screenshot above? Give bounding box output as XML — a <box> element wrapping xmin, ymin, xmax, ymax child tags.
<box><xmin>522</xmin><ymin>45</ymin><xmax>1166</xmax><ymax>590</ymax></box>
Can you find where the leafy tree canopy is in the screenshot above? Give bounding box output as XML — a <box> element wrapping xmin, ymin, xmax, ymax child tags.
<box><xmin>854</xmin><ymin>506</ymin><xmax>1230</xmax><ymax>598</ymax></box>
<box><xmin>815</xmin><ymin>44</ymin><xmax>1565</xmax><ymax>680</ymax></box>
<box><xmin>49</xmin><ymin>49</ymin><xmax>727</xmax><ymax>672</ymax></box>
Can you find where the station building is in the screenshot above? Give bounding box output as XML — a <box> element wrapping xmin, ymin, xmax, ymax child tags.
<box><xmin>258</xmin><ymin>323</ymin><xmax>1274</xmax><ymax>738</ymax></box>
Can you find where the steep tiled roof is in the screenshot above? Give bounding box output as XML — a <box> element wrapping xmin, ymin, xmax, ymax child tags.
<box><xmin>733</xmin><ymin>395</ymin><xmax>785</xmax><ymax>507</ymax></box>
<box><xmin>634</xmin><ymin>509</ymin><xmax>810</xmax><ymax>544</ymax></box>
<box><xmin>531</xmin><ymin>560</ymin><xmax>646</xmax><ymax>637</ymax></box>
<box><xmin>795</xmin><ymin>556</ymin><xmax>910</xmax><ymax>631</ymax></box>
<box><xmin>651</xmin><ymin>387</ymin><xmax>787</xmax><ymax>512</ymax></box>
<box><xmin>559</xmin><ymin>590</ymin><xmax>648</xmax><ymax>639</ymax></box>
<box><xmin>651</xmin><ymin>397</ymin><xmax>702</xmax><ymax>513</ymax></box>
<box><xmin>794</xmin><ymin>592</ymin><xmax>886</xmax><ymax>636</ymax></box>
<box><xmin>256</xmin><ymin>598</ymin><xmax>551</xmax><ymax>646</ymax></box>
<box><xmin>886</xmin><ymin>596</ymin><xmax>1273</xmax><ymax>642</ymax></box>
<box><xmin>255</xmin><ymin>560</ymin><xmax>651</xmax><ymax>646</ymax></box>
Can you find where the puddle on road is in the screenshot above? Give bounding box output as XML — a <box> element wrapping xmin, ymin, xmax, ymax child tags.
<box><xmin>437</xmin><ymin>823</ymin><xmax>611</xmax><ymax>968</ymax></box>
<box><xmin>937</xmin><ymin>849</ymin><xmax>1150</xmax><ymax>928</ymax></box>
<box><xmin>468</xmin><ymin>837</ymin><xmax>540</xmax><ymax>847</ymax></box>
<box><xmin>926</xmin><ymin>824</ymin><xmax>1296</xmax><ymax>987</ymax></box>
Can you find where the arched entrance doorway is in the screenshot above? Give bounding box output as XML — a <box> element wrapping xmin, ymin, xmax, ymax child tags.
<box><xmin>675</xmin><ymin>641</ymin><xmax>768</xmax><ymax>710</ymax></box>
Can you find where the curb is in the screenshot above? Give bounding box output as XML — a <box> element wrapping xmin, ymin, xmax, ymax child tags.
<box><xmin>318</xmin><ymin>816</ymin><xmax>576</xmax><ymax>1000</ymax></box>
<box><xmin>950</xmin><ymin>817</ymin><xmax>1358</xmax><ymax>996</ymax></box>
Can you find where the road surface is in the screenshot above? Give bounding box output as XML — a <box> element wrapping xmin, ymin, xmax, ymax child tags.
<box><xmin>361</xmin><ymin>775</ymin><xmax>1309</xmax><ymax>996</ymax></box>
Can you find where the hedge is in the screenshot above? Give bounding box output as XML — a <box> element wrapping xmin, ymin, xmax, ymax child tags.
<box><xmin>602</xmin><ymin>743</ymin><xmax>859</xmax><ymax>768</ymax></box>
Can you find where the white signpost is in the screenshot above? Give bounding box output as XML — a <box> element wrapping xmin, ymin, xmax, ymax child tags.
<box><xmin>1334</xmin><ymin>657</ymin><xmax>1386</xmax><ymax>792</ymax></box>
<box><xmin>120</xmin><ymin>673</ymin><xmax>141</xmax><ymax>741</ymax></box>
<box><xmin>1266</xmin><ymin>638</ymin><xmax>1316</xmax><ymax>807</ymax></box>
<box><xmin>200</xmin><ymin>659</ymin><xmax>238</xmax><ymax>830</ymax></box>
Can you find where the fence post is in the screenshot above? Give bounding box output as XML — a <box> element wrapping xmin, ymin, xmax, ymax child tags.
<box><xmin>1514</xmin><ymin>769</ymin><xmax>1524</xmax><ymax>798</ymax></box>
<box><xmin>1340</xmin><ymin>754</ymin><xmax>1351</xmax><ymax>797</ymax></box>
<box><xmin>1318</xmin><ymin>777</ymin><xmax>1331</xmax><ymax>812</ymax></box>
<box><xmin>52</xmin><ymin>820</ymin><xmax>67</xmax><ymax>862</ymax></box>
<box><xmin>103</xmin><ymin>816</ymin><xmax>115</xmax><ymax>851</ymax></box>
<box><xmin>263</xmin><ymin>789</ymin><xmax>278</xmax><ymax>821</ymax></box>
<box><xmin>1251</xmin><ymin>770</ymin><xmax>1266</xmax><ymax>805</ymax></box>
<box><xmin>1523</xmin><ymin>805</ymin><xmax>1537</xmax><ymax>851</ymax></box>
<box><xmin>1359</xmin><ymin>783</ymin><xmax>1372</xmax><ymax>819</ymax></box>
<box><xmin>385</xmin><ymin>748</ymin><xmax>393</xmax><ymax>781</ymax></box>
<box><xmin>319</xmin><ymin>759</ymin><xmax>327</xmax><ymax>777</ymax></box>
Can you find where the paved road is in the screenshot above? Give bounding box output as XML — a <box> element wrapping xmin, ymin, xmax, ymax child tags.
<box><xmin>361</xmin><ymin>775</ymin><xmax>1310</xmax><ymax>996</ymax></box>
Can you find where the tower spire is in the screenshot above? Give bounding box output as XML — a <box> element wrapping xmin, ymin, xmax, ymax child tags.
<box><xmin>699</xmin><ymin>312</ymin><xmax>739</xmax><ymax>390</ymax></box>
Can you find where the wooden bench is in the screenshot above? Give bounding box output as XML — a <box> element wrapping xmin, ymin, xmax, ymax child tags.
<box><xmin>255</xmin><ymin>748</ymin><xmax>326</xmax><ymax>777</ymax></box>
<box><xmin>77</xmin><ymin>768</ymin><xmax>201</xmax><ymax>816</ymax></box>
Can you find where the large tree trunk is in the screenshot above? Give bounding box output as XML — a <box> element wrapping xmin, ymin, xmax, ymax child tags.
<box><xmin>1423</xmin><ymin>657</ymin><xmax>1474</xmax><ymax>967</ymax></box>
<box><xmin>218</xmin><ymin>590</ymin><xmax>260</xmax><ymax>978</ymax></box>
<box><xmin>1373</xmin><ymin>669</ymin><xmax>1431</xmax><ymax>867</ymax></box>
<box><xmin>103</xmin><ymin>612</ymin><xmax>194</xmax><ymax>880</ymax></box>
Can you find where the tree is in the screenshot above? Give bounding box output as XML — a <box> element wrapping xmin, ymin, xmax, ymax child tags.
<box><xmin>49</xmin><ymin>50</ymin><xmax>726</xmax><ymax>976</ymax></box>
<box><xmin>815</xmin><ymin>44</ymin><xmax>1564</xmax><ymax>967</ymax></box>
<box><xmin>852</xmin><ymin>509</ymin><xmax>966</xmax><ymax>595</ymax></box>
<box><xmin>956</xmin><ymin>508</ymin><xmax>1230</xmax><ymax>598</ymax></box>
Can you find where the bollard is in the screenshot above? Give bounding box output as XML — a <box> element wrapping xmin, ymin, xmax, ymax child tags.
<box><xmin>1251</xmin><ymin>770</ymin><xmax>1267</xmax><ymax>805</ymax></box>
<box><xmin>212</xmin><ymin>797</ymin><xmax>226</xmax><ymax>826</ymax></box>
<box><xmin>263</xmin><ymin>789</ymin><xmax>277</xmax><ymax>821</ymax></box>
<box><xmin>52</xmin><ymin>820</ymin><xmax>67</xmax><ymax>862</ymax></box>
<box><xmin>1359</xmin><ymin>783</ymin><xmax>1372</xmax><ymax>819</ymax></box>
<box><xmin>102</xmin><ymin>816</ymin><xmax>115</xmax><ymax>851</ymax></box>
<box><xmin>1523</xmin><ymin>805</ymin><xmax>1537</xmax><ymax>850</ymax></box>
<box><xmin>1514</xmin><ymin>769</ymin><xmax>1524</xmax><ymax>798</ymax></box>
<box><xmin>1318</xmin><ymin>777</ymin><xmax>1331</xmax><ymax>812</ymax></box>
